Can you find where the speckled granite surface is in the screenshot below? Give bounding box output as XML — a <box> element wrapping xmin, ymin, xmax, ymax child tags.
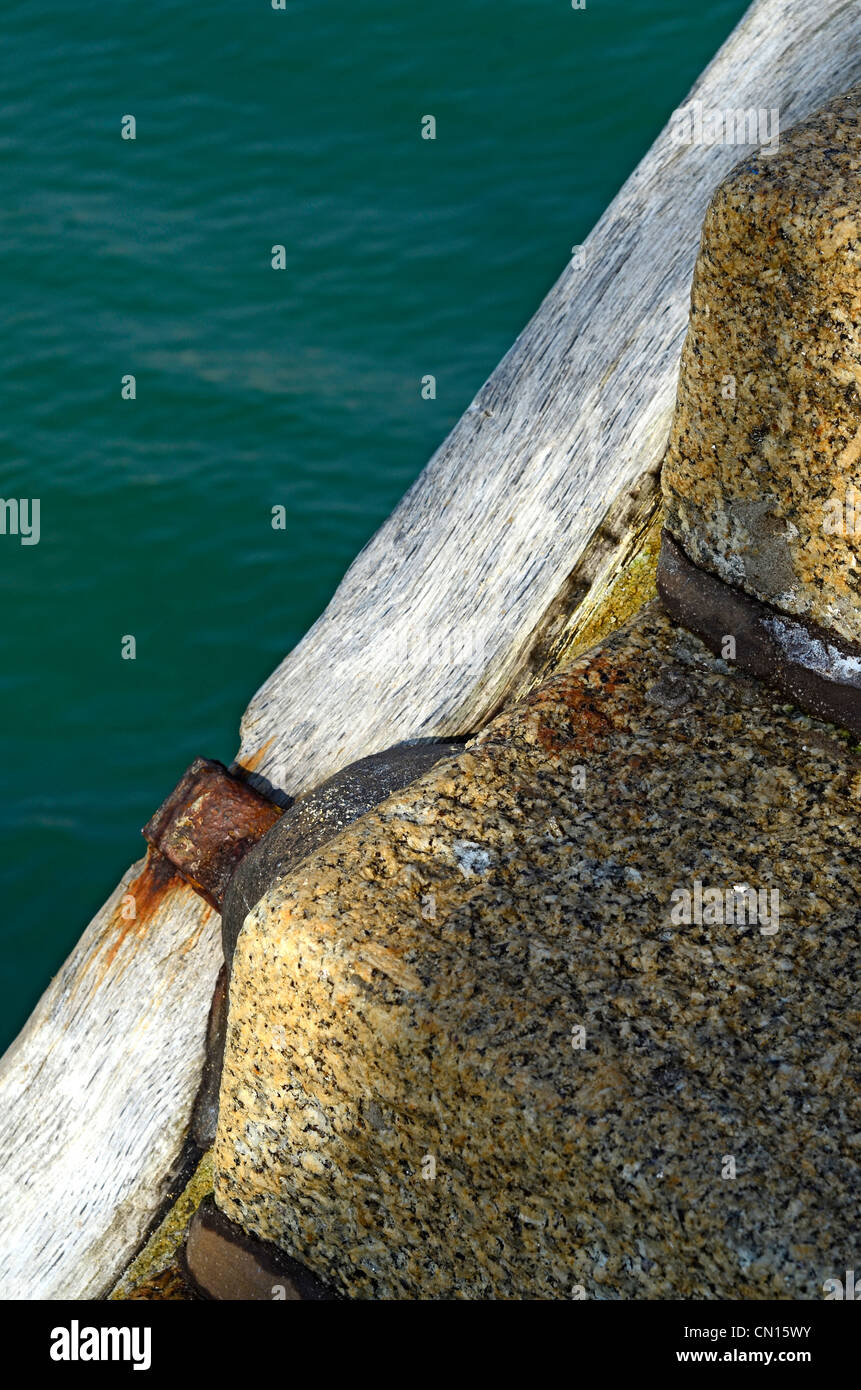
<box><xmin>663</xmin><ymin>87</ymin><xmax>861</xmax><ymax>645</ymax></box>
<box><xmin>214</xmin><ymin>602</ymin><xmax>859</xmax><ymax>1299</ymax></box>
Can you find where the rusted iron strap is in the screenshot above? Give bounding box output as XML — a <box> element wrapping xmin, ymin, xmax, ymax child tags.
<box><xmin>143</xmin><ymin>758</ymin><xmax>282</xmax><ymax>911</ymax></box>
<box><xmin>657</xmin><ymin>530</ymin><xmax>861</xmax><ymax>737</ymax></box>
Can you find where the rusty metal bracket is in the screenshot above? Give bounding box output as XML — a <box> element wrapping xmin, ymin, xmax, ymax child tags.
<box><xmin>143</xmin><ymin>758</ymin><xmax>282</xmax><ymax>911</ymax></box>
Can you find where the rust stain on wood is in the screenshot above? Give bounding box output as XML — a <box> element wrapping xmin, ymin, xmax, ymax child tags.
<box><xmin>178</xmin><ymin>909</ymin><xmax>215</xmax><ymax>957</ymax></box>
<box><xmin>97</xmin><ymin>852</ymin><xmax>180</xmax><ymax>980</ymax></box>
<box><xmin>234</xmin><ymin>737</ymin><xmax>275</xmax><ymax>776</ymax></box>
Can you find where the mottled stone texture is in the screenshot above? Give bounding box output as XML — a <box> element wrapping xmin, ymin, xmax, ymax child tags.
<box><xmin>215</xmin><ymin>604</ymin><xmax>859</xmax><ymax>1300</ymax></box>
<box><xmin>663</xmin><ymin>87</ymin><xmax>861</xmax><ymax>644</ymax></box>
<box><xmin>222</xmin><ymin>741</ymin><xmax>463</xmax><ymax>968</ymax></box>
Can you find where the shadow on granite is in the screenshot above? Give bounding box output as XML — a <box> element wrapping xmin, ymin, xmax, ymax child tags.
<box><xmin>213</xmin><ymin>602</ymin><xmax>859</xmax><ymax>1299</ymax></box>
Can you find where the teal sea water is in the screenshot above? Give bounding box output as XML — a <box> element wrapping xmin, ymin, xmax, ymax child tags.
<box><xmin>0</xmin><ymin>0</ymin><xmax>747</xmax><ymax>1050</ymax></box>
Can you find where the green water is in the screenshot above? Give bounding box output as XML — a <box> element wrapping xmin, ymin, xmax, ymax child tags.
<box><xmin>0</xmin><ymin>0</ymin><xmax>748</xmax><ymax>1050</ymax></box>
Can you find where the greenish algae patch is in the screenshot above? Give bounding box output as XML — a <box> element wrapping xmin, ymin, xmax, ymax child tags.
<box><xmin>560</xmin><ymin>511</ymin><xmax>661</xmax><ymax>663</ymax></box>
<box><xmin>518</xmin><ymin>503</ymin><xmax>662</xmax><ymax>703</ymax></box>
<box><xmin>110</xmin><ymin>1150</ymin><xmax>213</xmax><ymax>1300</ymax></box>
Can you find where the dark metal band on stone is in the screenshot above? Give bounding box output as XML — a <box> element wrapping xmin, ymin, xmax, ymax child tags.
<box><xmin>182</xmin><ymin>1196</ymin><xmax>341</xmax><ymax>1301</ymax></box>
<box><xmin>657</xmin><ymin>529</ymin><xmax>861</xmax><ymax>738</ymax></box>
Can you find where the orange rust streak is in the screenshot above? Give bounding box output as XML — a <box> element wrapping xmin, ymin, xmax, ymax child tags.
<box><xmin>95</xmin><ymin>851</ymin><xmax>181</xmax><ymax>983</ymax></box>
<box><xmin>526</xmin><ymin>650</ymin><xmax>624</xmax><ymax>754</ymax></box>
<box><xmin>236</xmin><ymin>736</ymin><xmax>275</xmax><ymax>775</ymax></box>
<box><xmin>179</xmin><ymin>907</ymin><xmax>215</xmax><ymax>957</ymax></box>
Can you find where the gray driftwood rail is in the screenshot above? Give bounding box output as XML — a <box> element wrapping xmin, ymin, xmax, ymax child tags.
<box><xmin>1</xmin><ymin>0</ymin><xmax>860</xmax><ymax>1300</ymax></box>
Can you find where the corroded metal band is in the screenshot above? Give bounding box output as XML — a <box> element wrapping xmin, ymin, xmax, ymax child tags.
<box><xmin>657</xmin><ymin>529</ymin><xmax>861</xmax><ymax>737</ymax></box>
<box><xmin>182</xmin><ymin>1196</ymin><xmax>340</xmax><ymax>1301</ymax></box>
<box><xmin>143</xmin><ymin>757</ymin><xmax>283</xmax><ymax>912</ymax></box>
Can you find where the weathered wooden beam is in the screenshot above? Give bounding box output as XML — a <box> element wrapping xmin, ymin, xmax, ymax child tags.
<box><xmin>0</xmin><ymin>854</ymin><xmax>220</xmax><ymax>1300</ymax></box>
<box><xmin>238</xmin><ymin>0</ymin><xmax>861</xmax><ymax>801</ymax></box>
<box><xmin>2</xmin><ymin>0</ymin><xmax>861</xmax><ymax>1302</ymax></box>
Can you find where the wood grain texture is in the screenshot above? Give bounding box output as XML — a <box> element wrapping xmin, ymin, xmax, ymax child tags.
<box><xmin>0</xmin><ymin>854</ymin><xmax>220</xmax><ymax>1299</ymax></box>
<box><xmin>238</xmin><ymin>0</ymin><xmax>861</xmax><ymax>801</ymax></box>
<box><xmin>3</xmin><ymin>0</ymin><xmax>861</xmax><ymax>1302</ymax></box>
